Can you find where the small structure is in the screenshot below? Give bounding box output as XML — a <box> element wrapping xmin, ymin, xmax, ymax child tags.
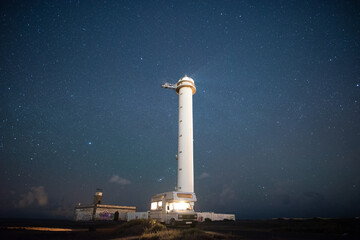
<box><xmin>74</xmin><ymin>189</ymin><xmax>136</xmax><ymax>221</ymax></box>
<box><xmin>197</xmin><ymin>212</ymin><xmax>235</xmax><ymax>222</ymax></box>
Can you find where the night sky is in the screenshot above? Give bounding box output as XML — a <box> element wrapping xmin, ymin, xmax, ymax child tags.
<box><xmin>1</xmin><ymin>0</ymin><xmax>360</xmax><ymax>219</ymax></box>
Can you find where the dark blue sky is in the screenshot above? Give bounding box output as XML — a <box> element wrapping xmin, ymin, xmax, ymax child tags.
<box><xmin>1</xmin><ymin>0</ymin><xmax>359</xmax><ymax>219</ymax></box>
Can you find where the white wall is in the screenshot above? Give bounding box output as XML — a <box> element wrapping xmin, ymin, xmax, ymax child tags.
<box><xmin>127</xmin><ymin>212</ymin><xmax>149</xmax><ymax>221</ymax></box>
<box><xmin>197</xmin><ymin>212</ymin><xmax>235</xmax><ymax>222</ymax></box>
<box><xmin>94</xmin><ymin>207</ymin><xmax>128</xmax><ymax>221</ymax></box>
<box><xmin>74</xmin><ymin>208</ymin><xmax>93</xmax><ymax>221</ymax></box>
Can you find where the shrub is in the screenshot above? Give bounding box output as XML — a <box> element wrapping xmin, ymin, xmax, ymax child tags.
<box><xmin>177</xmin><ymin>228</ymin><xmax>213</xmax><ymax>240</ymax></box>
<box><xmin>146</xmin><ymin>222</ymin><xmax>166</xmax><ymax>233</ymax></box>
<box><xmin>141</xmin><ymin>229</ymin><xmax>180</xmax><ymax>240</ymax></box>
<box><xmin>113</xmin><ymin>219</ymin><xmax>165</xmax><ymax>237</ymax></box>
<box><xmin>140</xmin><ymin>228</ymin><xmax>214</xmax><ymax>240</ymax></box>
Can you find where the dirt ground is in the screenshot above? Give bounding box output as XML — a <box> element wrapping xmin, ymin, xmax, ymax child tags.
<box><xmin>197</xmin><ymin>218</ymin><xmax>360</xmax><ymax>240</ymax></box>
<box><xmin>1</xmin><ymin>218</ymin><xmax>359</xmax><ymax>239</ymax></box>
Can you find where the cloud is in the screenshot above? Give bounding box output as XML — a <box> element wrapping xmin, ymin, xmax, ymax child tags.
<box><xmin>17</xmin><ymin>186</ymin><xmax>48</xmax><ymax>208</ymax></box>
<box><xmin>219</xmin><ymin>185</ymin><xmax>237</xmax><ymax>205</ymax></box>
<box><xmin>198</xmin><ymin>172</ymin><xmax>210</xmax><ymax>179</ymax></box>
<box><xmin>109</xmin><ymin>175</ymin><xmax>131</xmax><ymax>185</ymax></box>
<box><xmin>50</xmin><ymin>204</ymin><xmax>74</xmax><ymax>218</ymax></box>
<box><xmin>303</xmin><ymin>191</ymin><xmax>324</xmax><ymax>203</ymax></box>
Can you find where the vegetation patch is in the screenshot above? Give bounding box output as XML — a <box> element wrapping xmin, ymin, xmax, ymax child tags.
<box><xmin>113</xmin><ymin>219</ymin><xmax>166</xmax><ymax>237</ymax></box>
<box><xmin>113</xmin><ymin>219</ymin><xmax>234</xmax><ymax>239</ymax></box>
<box><xmin>140</xmin><ymin>228</ymin><xmax>227</xmax><ymax>240</ymax></box>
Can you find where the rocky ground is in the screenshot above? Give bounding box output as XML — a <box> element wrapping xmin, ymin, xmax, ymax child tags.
<box><xmin>0</xmin><ymin>218</ymin><xmax>359</xmax><ymax>239</ymax></box>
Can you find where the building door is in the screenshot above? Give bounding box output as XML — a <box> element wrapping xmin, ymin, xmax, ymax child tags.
<box><xmin>114</xmin><ymin>211</ymin><xmax>119</xmax><ymax>221</ymax></box>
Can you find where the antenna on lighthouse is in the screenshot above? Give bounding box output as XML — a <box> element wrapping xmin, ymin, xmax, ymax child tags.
<box><xmin>161</xmin><ymin>75</ymin><xmax>196</xmax><ymax>192</ymax></box>
<box><xmin>161</xmin><ymin>82</ymin><xmax>176</xmax><ymax>89</ymax></box>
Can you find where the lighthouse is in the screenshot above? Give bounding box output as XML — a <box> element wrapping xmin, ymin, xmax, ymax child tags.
<box><xmin>150</xmin><ymin>77</ymin><xmax>235</xmax><ymax>224</ymax></box>
<box><xmin>149</xmin><ymin>76</ymin><xmax>200</xmax><ymax>225</ymax></box>
<box><xmin>162</xmin><ymin>75</ymin><xmax>196</xmax><ymax>192</ymax></box>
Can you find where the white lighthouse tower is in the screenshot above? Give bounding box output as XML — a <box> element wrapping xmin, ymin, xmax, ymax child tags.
<box><xmin>162</xmin><ymin>76</ymin><xmax>196</xmax><ymax>192</ymax></box>
<box><xmin>148</xmin><ymin>76</ymin><xmax>198</xmax><ymax>226</ymax></box>
<box><xmin>149</xmin><ymin>76</ymin><xmax>235</xmax><ymax>224</ymax></box>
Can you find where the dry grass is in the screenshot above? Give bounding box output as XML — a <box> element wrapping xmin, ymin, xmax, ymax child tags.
<box><xmin>113</xmin><ymin>219</ymin><xmax>234</xmax><ymax>239</ymax></box>
<box><xmin>113</xmin><ymin>219</ymin><xmax>166</xmax><ymax>237</ymax></box>
<box><xmin>140</xmin><ymin>228</ymin><xmax>227</xmax><ymax>240</ymax></box>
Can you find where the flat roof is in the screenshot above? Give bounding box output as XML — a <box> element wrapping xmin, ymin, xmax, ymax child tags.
<box><xmin>75</xmin><ymin>204</ymin><xmax>136</xmax><ymax>210</ymax></box>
